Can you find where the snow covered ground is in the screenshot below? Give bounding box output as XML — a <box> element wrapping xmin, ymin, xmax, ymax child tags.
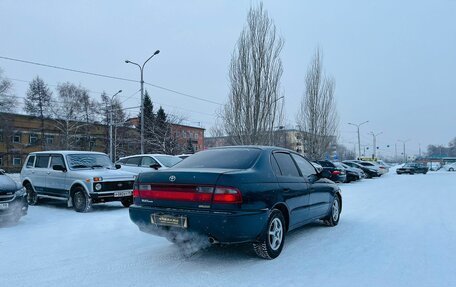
<box><xmin>1</xmin><ymin>169</ymin><xmax>456</xmax><ymax>287</ymax></box>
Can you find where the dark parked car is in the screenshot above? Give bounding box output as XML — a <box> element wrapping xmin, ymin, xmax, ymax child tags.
<box><xmin>396</xmin><ymin>163</ymin><xmax>428</xmax><ymax>174</ymax></box>
<box><xmin>343</xmin><ymin>161</ymin><xmax>380</xmax><ymax>178</ymax></box>
<box><xmin>317</xmin><ymin>160</ymin><xmax>347</xmax><ymax>183</ymax></box>
<box><xmin>129</xmin><ymin>146</ymin><xmax>342</xmax><ymax>259</ymax></box>
<box><xmin>0</xmin><ymin>169</ymin><xmax>28</xmax><ymax>224</ymax></box>
<box><xmin>333</xmin><ymin>162</ymin><xmax>364</xmax><ymax>182</ymax></box>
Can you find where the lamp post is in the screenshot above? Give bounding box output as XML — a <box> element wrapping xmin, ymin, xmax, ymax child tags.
<box><xmin>109</xmin><ymin>90</ymin><xmax>122</xmax><ymax>160</ymax></box>
<box><xmin>398</xmin><ymin>139</ymin><xmax>410</xmax><ymax>163</ymax></box>
<box><xmin>348</xmin><ymin>120</ymin><xmax>369</xmax><ymax>159</ymax></box>
<box><xmin>369</xmin><ymin>131</ymin><xmax>383</xmax><ymax>159</ymax></box>
<box><xmin>125</xmin><ymin>50</ymin><xmax>160</xmax><ymax>154</ymax></box>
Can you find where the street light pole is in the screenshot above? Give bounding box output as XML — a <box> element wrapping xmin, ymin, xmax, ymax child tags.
<box><xmin>348</xmin><ymin>120</ymin><xmax>369</xmax><ymax>159</ymax></box>
<box><xmin>125</xmin><ymin>50</ymin><xmax>160</xmax><ymax>154</ymax></box>
<box><xmin>109</xmin><ymin>90</ymin><xmax>122</xmax><ymax>160</ymax></box>
<box><xmin>369</xmin><ymin>131</ymin><xmax>383</xmax><ymax>159</ymax></box>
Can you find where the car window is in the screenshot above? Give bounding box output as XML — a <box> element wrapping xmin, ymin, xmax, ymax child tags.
<box><xmin>270</xmin><ymin>155</ymin><xmax>281</xmax><ymax>175</ymax></box>
<box><xmin>126</xmin><ymin>157</ymin><xmax>141</xmax><ymax>166</ymax></box>
<box><xmin>117</xmin><ymin>158</ymin><xmax>127</xmax><ymax>164</ymax></box>
<box><xmin>174</xmin><ymin>148</ymin><xmax>261</xmax><ymax>169</ymax></box>
<box><xmin>318</xmin><ymin>161</ymin><xmax>333</xmax><ymax>167</ymax></box>
<box><xmin>273</xmin><ymin>152</ymin><xmax>300</xmax><ymax>177</ymax></box>
<box><xmin>35</xmin><ymin>155</ymin><xmax>50</xmax><ymax>168</ymax></box>
<box><xmin>26</xmin><ymin>156</ymin><xmax>35</xmax><ymax>168</ymax></box>
<box><xmin>141</xmin><ymin>156</ymin><xmax>158</xmax><ymax>167</ymax></box>
<box><xmin>50</xmin><ymin>155</ymin><xmax>65</xmax><ymax>168</ymax></box>
<box><xmin>291</xmin><ymin>154</ymin><xmax>316</xmax><ymax>176</ymax></box>
<box><xmin>154</xmin><ymin>155</ymin><xmax>182</xmax><ymax>167</ymax></box>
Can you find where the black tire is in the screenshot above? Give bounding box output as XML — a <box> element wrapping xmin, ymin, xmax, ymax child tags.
<box><xmin>121</xmin><ymin>197</ymin><xmax>133</xmax><ymax>208</ymax></box>
<box><xmin>324</xmin><ymin>195</ymin><xmax>341</xmax><ymax>227</ymax></box>
<box><xmin>25</xmin><ymin>183</ymin><xmax>38</xmax><ymax>205</ymax></box>
<box><xmin>253</xmin><ymin>209</ymin><xmax>286</xmax><ymax>260</ymax></box>
<box><xmin>72</xmin><ymin>188</ymin><xmax>92</xmax><ymax>213</ymax></box>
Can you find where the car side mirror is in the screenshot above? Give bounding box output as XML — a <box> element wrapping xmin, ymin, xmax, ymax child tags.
<box><xmin>53</xmin><ymin>165</ymin><xmax>67</xmax><ymax>172</ymax></box>
<box><xmin>320</xmin><ymin>169</ymin><xmax>332</xmax><ymax>179</ymax></box>
<box><xmin>0</xmin><ymin>169</ymin><xmax>5</xmax><ymax>175</ymax></box>
<box><xmin>150</xmin><ymin>164</ymin><xmax>161</xmax><ymax>170</ymax></box>
<box><xmin>115</xmin><ymin>164</ymin><xmax>121</xmax><ymax>169</ymax></box>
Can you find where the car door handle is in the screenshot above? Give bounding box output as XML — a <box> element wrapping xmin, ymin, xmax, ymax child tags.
<box><xmin>46</xmin><ymin>172</ymin><xmax>51</xmax><ymax>175</ymax></box>
<box><xmin>283</xmin><ymin>188</ymin><xmax>290</xmax><ymax>192</ymax></box>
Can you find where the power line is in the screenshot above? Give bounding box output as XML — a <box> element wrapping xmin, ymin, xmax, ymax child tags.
<box><xmin>1</xmin><ymin>55</ymin><xmax>224</xmax><ymax>106</ymax></box>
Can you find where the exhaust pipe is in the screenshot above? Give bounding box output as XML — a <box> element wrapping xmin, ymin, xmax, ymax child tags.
<box><xmin>208</xmin><ymin>237</ymin><xmax>219</xmax><ymax>244</ymax></box>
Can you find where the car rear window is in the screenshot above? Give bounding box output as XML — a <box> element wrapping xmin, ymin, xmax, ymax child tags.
<box><xmin>174</xmin><ymin>148</ymin><xmax>261</xmax><ymax>169</ymax></box>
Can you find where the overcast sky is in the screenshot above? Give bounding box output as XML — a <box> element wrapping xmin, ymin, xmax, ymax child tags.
<box><xmin>1</xmin><ymin>0</ymin><xmax>455</xmax><ymax>157</ymax></box>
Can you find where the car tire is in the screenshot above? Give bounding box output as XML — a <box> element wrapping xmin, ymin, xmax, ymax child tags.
<box><xmin>450</xmin><ymin>168</ymin><xmax>454</xmax><ymax>172</ymax></box>
<box><xmin>253</xmin><ymin>209</ymin><xmax>286</xmax><ymax>260</ymax></box>
<box><xmin>324</xmin><ymin>195</ymin><xmax>341</xmax><ymax>227</ymax></box>
<box><xmin>25</xmin><ymin>183</ymin><xmax>38</xmax><ymax>205</ymax></box>
<box><xmin>72</xmin><ymin>188</ymin><xmax>92</xmax><ymax>213</ymax></box>
<box><xmin>121</xmin><ymin>197</ymin><xmax>133</xmax><ymax>208</ymax></box>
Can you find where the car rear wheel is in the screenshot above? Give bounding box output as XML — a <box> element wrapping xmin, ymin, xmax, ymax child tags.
<box><xmin>324</xmin><ymin>196</ymin><xmax>341</xmax><ymax>227</ymax></box>
<box><xmin>450</xmin><ymin>168</ymin><xmax>454</xmax><ymax>172</ymax></box>
<box><xmin>72</xmin><ymin>188</ymin><xmax>92</xmax><ymax>213</ymax></box>
<box><xmin>121</xmin><ymin>197</ymin><xmax>133</xmax><ymax>208</ymax></box>
<box><xmin>25</xmin><ymin>183</ymin><xmax>38</xmax><ymax>205</ymax></box>
<box><xmin>253</xmin><ymin>209</ymin><xmax>286</xmax><ymax>260</ymax></box>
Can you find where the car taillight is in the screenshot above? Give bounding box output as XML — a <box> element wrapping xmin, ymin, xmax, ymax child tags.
<box><xmin>213</xmin><ymin>187</ymin><xmax>242</xmax><ymax>204</ymax></box>
<box><xmin>331</xmin><ymin>170</ymin><xmax>341</xmax><ymax>175</ymax></box>
<box><xmin>134</xmin><ymin>184</ymin><xmax>213</xmax><ymax>202</ymax></box>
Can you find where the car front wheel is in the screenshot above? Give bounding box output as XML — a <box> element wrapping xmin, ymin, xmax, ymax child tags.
<box><xmin>121</xmin><ymin>197</ymin><xmax>133</xmax><ymax>208</ymax></box>
<box><xmin>253</xmin><ymin>209</ymin><xmax>286</xmax><ymax>260</ymax></box>
<box><xmin>72</xmin><ymin>188</ymin><xmax>92</xmax><ymax>213</ymax></box>
<box><xmin>25</xmin><ymin>183</ymin><xmax>38</xmax><ymax>205</ymax></box>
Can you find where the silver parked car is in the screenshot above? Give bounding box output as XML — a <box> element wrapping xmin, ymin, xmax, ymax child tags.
<box><xmin>116</xmin><ymin>154</ymin><xmax>182</xmax><ymax>174</ymax></box>
<box><xmin>20</xmin><ymin>151</ymin><xmax>136</xmax><ymax>212</ymax></box>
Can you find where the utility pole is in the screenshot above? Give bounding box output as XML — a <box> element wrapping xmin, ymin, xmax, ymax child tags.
<box><xmin>125</xmin><ymin>50</ymin><xmax>160</xmax><ymax>154</ymax></box>
<box><xmin>398</xmin><ymin>139</ymin><xmax>410</xmax><ymax>163</ymax></box>
<box><xmin>369</xmin><ymin>131</ymin><xmax>383</xmax><ymax>159</ymax></box>
<box><xmin>348</xmin><ymin>120</ymin><xmax>369</xmax><ymax>159</ymax></box>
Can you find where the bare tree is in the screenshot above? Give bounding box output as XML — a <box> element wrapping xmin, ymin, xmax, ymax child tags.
<box><xmin>222</xmin><ymin>3</ymin><xmax>284</xmax><ymax>145</ymax></box>
<box><xmin>79</xmin><ymin>88</ymin><xmax>98</xmax><ymax>150</ymax></box>
<box><xmin>24</xmin><ymin>76</ymin><xmax>53</xmax><ymax>149</ymax></box>
<box><xmin>0</xmin><ymin>69</ymin><xmax>17</xmax><ymax>113</ymax></box>
<box><xmin>296</xmin><ymin>49</ymin><xmax>338</xmax><ymax>160</ymax></box>
<box><xmin>52</xmin><ymin>82</ymin><xmax>86</xmax><ymax>149</ymax></box>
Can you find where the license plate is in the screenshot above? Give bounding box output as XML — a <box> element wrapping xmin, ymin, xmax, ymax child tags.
<box><xmin>114</xmin><ymin>191</ymin><xmax>132</xmax><ymax>197</ymax></box>
<box><xmin>0</xmin><ymin>203</ymin><xmax>9</xmax><ymax>209</ymax></box>
<box><xmin>151</xmin><ymin>214</ymin><xmax>187</xmax><ymax>228</ymax></box>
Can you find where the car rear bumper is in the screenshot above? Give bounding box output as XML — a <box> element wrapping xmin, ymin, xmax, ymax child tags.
<box><xmin>129</xmin><ymin>205</ymin><xmax>269</xmax><ymax>244</ymax></box>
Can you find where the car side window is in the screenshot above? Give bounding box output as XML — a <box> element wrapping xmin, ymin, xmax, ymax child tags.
<box><xmin>273</xmin><ymin>152</ymin><xmax>300</xmax><ymax>177</ymax></box>
<box><xmin>50</xmin><ymin>155</ymin><xmax>65</xmax><ymax>168</ymax></box>
<box><xmin>126</xmin><ymin>157</ymin><xmax>141</xmax><ymax>166</ymax></box>
<box><xmin>35</xmin><ymin>155</ymin><xmax>50</xmax><ymax>168</ymax></box>
<box><xmin>26</xmin><ymin>156</ymin><xmax>35</xmax><ymax>168</ymax></box>
<box><xmin>270</xmin><ymin>155</ymin><xmax>281</xmax><ymax>175</ymax></box>
<box><xmin>292</xmin><ymin>154</ymin><xmax>316</xmax><ymax>176</ymax></box>
<box><xmin>141</xmin><ymin>156</ymin><xmax>158</xmax><ymax>167</ymax></box>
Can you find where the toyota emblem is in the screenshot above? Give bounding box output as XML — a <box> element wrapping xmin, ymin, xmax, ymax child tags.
<box><xmin>169</xmin><ymin>175</ymin><xmax>176</xmax><ymax>182</ymax></box>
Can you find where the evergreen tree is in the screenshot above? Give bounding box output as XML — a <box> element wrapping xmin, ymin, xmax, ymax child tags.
<box><xmin>24</xmin><ymin>76</ymin><xmax>53</xmax><ymax>149</ymax></box>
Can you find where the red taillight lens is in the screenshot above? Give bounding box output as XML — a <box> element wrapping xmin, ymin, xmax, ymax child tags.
<box><xmin>136</xmin><ymin>184</ymin><xmax>213</xmax><ymax>202</ymax></box>
<box><xmin>213</xmin><ymin>187</ymin><xmax>242</xmax><ymax>204</ymax></box>
<box><xmin>331</xmin><ymin>170</ymin><xmax>341</xmax><ymax>175</ymax></box>
<box><xmin>133</xmin><ymin>189</ymin><xmax>140</xmax><ymax>198</ymax></box>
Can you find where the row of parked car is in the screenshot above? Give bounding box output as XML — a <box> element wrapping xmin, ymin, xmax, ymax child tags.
<box><xmin>311</xmin><ymin>159</ymin><xmax>390</xmax><ymax>183</ymax></box>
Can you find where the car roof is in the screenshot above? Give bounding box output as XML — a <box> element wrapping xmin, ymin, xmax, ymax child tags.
<box><xmin>28</xmin><ymin>151</ymin><xmax>107</xmax><ymax>156</ymax></box>
<box><xmin>119</xmin><ymin>154</ymin><xmax>179</xmax><ymax>159</ymax></box>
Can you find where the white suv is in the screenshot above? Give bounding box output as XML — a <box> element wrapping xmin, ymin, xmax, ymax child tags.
<box><xmin>116</xmin><ymin>154</ymin><xmax>182</xmax><ymax>174</ymax></box>
<box><xmin>20</xmin><ymin>151</ymin><xmax>136</xmax><ymax>212</ymax></box>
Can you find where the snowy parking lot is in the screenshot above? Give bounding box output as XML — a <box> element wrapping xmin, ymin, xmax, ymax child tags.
<box><xmin>1</xmin><ymin>170</ymin><xmax>456</xmax><ymax>287</ymax></box>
